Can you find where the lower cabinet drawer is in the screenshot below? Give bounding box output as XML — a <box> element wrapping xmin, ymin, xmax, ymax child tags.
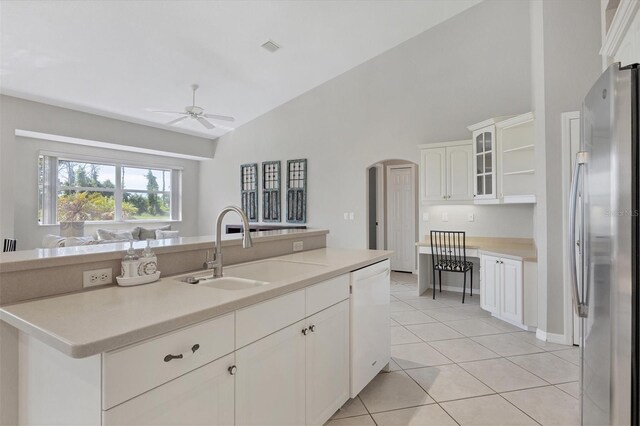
<box><xmin>305</xmin><ymin>274</ymin><xmax>349</xmax><ymax>316</ymax></box>
<box><xmin>102</xmin><ymin>313</ymin><xmax>234</xmax><ymax>410</ymax></box>
<box><xmin>103</xmin><ymin>353</ymin><xmax>235</xmax><ymax>426</ymax></box>
<box><xmin>236</xmin><ymin>289</ymin><xmax>305</xmax><ymax>348</ymax></box>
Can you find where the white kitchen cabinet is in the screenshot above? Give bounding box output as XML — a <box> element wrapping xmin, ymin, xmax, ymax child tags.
<box><xmin>447</xmin><ymin>144</ymin><xmax>474</xmax><ymax>201</ymax></box>
<box><xmin>235</xmin><ymin>320</ymin><xmax>307</xmax><ymax>426</ymax></box>
<box><xmin>480</xmin><ymin>254</ymin><xmax>500</xmax><ymax>315</ymax></box>
<box><xmin>500</xmin><ymin>258</ymin><xmax>523</xmax><ymax>324</ymax></box>
<box><xmin>419</xmin><ymin>141</ymin><xmax>473</xmax><ymax>203</ymax></box>
<box><xmin>480</xmin><ymin>255</ymin><xmax>523</xmax><ymax>325</ymax></box>
<box><xmin>497</xmin><ymin>112</ymin><xmax>536</xmax><ymax>203</ymax></box>
<box><xmin>420</xmin><ymin>146</ymin><xmax>446</xmax><ymax>201</ymax></box>
<box><xmin>471</xmin><ymin>124</ymin><xmax>498</xmax><ymax>202</ymax></box>
<box><xmin>103</xmin><ymin>353</ymin><xmax>235</xmax><ymax>426</ymax></box>
<box><xmin>305</xmin><ymin>300</ymin><xmax>349</xmax><ymax>425</ymax></box>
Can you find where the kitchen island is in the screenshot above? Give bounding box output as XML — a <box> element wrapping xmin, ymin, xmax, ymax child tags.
<box><xmin>1</xmin><ymin>247</ymin><xmax>391</xmax><ymax>425</ymax></box>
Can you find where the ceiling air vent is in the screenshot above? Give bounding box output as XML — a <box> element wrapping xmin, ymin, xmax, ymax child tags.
<box><xmin>261</xmin><ymin>40</ymin><xmax>281</xmax><ymax>53</ymax></box>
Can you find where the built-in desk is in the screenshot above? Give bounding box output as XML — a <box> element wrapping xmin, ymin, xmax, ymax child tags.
<box><xmin>416</xmin><ymin>236</ymin><xmax>538</xmax><ymax>330</ymax></box>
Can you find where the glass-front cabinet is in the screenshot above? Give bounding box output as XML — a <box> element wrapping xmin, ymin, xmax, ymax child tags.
<box><xmin>472</xmin><ymin>125</ymin><xmax>497</xmax><ymax>200</ymax></box>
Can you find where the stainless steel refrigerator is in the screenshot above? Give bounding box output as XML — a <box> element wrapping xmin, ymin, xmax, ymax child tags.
<box><xmin>569</xmin><ymin>62</ymin><xmax>639</xmax><ymax>425</ymax></box>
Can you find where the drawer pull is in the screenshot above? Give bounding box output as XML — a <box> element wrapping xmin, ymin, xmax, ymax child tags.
<box><xmin>163</xmin><ymin>354</ymin><xmax>184</xmax><ymax>362</ymax></box>
<box><xmin>309</xmin><ymin>325</ymin><xmax>316</xmax><ymax>332</ymax></box>
<box><xmin>163</xmin><ymin>344</ymin><xmax>200</xmax><ymax>362</ymax></box>
<box><xmin>228</xmin><ymin>365</ymin><xmax>237</xmax><ymax>375</ymax></box>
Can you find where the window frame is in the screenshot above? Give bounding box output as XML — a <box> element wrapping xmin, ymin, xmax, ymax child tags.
<box><xmin>38</xmin><ymin>151</ymin><xmax>183</xmax><ymax>225</ymax></box>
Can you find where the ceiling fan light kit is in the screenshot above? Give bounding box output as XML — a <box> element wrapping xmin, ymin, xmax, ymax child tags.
<box><xmin>150</xmin><ymin>84</ymin><xmax>235</xmax><ymax>131</ymax></box>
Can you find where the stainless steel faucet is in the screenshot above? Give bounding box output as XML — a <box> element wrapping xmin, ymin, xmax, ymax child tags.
<box><xmin>205</xmin><ymin>205</ymin><xmax>253</xmax><ymax>278</ymax></box>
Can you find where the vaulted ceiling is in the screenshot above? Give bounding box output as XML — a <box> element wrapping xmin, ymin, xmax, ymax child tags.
<box><xmin>0</xmin><ymin>0</ymin><xmax>480</xmax><ymax>138</ymax></box>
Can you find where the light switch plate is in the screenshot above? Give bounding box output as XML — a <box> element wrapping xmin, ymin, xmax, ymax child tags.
<box><xmin>343</xmin><ymin>212</ymin><xmax>349</xmax><ymax>220</ymax></box>
<box><xmin>422</xmin><ymin>212</ymin><xmax>429</xmax><ymax>221</ymax></box>
<box><xmin>467</xmin><ymin>213</ymin><xmax>475</xmax><ymax>222</ymax></box>
<box><xmin>442</xmin><ymin>212</ymin><xmax>449</xmax><ymax>222</ymax></box>
<box><xmin>349</xmin><ymin>212</ymin><xmax>354</xmax><ymax>220</ymax></box>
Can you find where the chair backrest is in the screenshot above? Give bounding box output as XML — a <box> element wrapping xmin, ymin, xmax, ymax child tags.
<box><xmin>3</xmin><ymin>238</ymin><xmax>17</xmax><ymax>252</ymax></box>
<box><xmin>430</xmin><ymin>231</ymin><xmax>466</xmax><ymax>266</ymax></box>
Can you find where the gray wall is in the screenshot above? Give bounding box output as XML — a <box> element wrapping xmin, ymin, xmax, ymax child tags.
<box><xmin>532</xmin><ymin>0</ymin><xmax>602</xmax><ymax>334</ymax></box>
<box><xmin>198</xmin><ymin>0</ymin><xmax>534</xmax><ymax>248</ymax></box>
<box><xmin>0</xmin><ymin>95</ymin><xmax>214</xmax><ymax>249</ymax></box>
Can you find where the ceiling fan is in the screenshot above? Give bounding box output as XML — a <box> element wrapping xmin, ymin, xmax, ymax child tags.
<box><xmin>150</xmin><ymin>84</ymin><xmax>235</xmax><ymax>130</ymax></box>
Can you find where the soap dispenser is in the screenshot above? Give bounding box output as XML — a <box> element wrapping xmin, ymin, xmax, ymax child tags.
<box><xmin>121</xmin><ymin>241</ymin><xmax>140</xmax><ymax>278</ymax></box>
<box><xmin>138</xmin><ymin>239</ymin><xmax>158</xmax><ymax>276</ymax></box>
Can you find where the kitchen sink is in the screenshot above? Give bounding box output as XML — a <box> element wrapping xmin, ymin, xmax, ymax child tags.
<box><xmin>178</xmin><ymin>274</ymin><xmax>267</xmax><ymax>290</ymax></box>
<box><xmin>224</xmin><ymin>259</ymin><xmax>327</xmax><ymax>283</ymax></box>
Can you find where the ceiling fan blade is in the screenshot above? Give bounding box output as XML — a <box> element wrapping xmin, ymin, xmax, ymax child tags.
<box><xmin>150</xmin><ymin>110</ymin><xmax>188</xmax><ymax>115</ymax></box>
<box><xmin>197</xmin><ymin>116</ymin><xmax>215</xmax><ymax>129</ymax></box>
<box><xmin>203</xmin><ymin>113</ymin><xmax>235</xmax><ymax>122</ymax></box>
<box><xmin>167</xmin><ymin>116</ymin><xmax>190</xmax><ymax>126</ymax></box>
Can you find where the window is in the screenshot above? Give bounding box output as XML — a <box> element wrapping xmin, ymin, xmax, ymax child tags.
<box><xmin>38</xmin><ymin>154</ymin><xmax>181</xmax><ymax>224</ymax></box>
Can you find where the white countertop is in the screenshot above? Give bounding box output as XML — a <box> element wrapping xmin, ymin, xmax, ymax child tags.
<box><xmin>0</xmin><ymin>229</ymin><xmax>329</xmax><ymax>273</ymax></box>
<box><xmin>0</xmin><ymin>248</ymin><xmax>391</xmax><ymax>358</ymax></box>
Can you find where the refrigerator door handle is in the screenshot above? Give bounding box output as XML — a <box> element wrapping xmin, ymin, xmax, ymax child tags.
<box><xmin>569</xmin><ymin>151</ymin><xmax>589</xmax><ymax>318</ymax></box>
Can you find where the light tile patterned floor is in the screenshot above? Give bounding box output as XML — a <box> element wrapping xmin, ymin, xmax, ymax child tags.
<box><xmin>326</xmin><ymin>272</ymin><xmax>580</xmax><ymax>426</ymax></box>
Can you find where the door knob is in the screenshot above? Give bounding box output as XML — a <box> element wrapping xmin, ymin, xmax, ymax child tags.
<box><xmin>228</xmin><ymin>365</ymin><xmax>237</xmax><ymax>375</ymax></box>
<box><xmin>302</xmin><ymin>328</ymin><xmax>308</xmax><ymax>335</ymax></box>
<box><xmin>309</xmin><ymin>325</ymin><xmax>316</xmax><ymax>332</ymax></box>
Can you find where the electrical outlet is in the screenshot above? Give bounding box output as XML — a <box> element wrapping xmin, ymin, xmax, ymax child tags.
<box><xmin>442</xmin><ymin>212</ymin><xmax>449</xmax><ymax>222</ymax></box>
<box><xmin>83</xmin><ymin>268</ymin><xmax>113</xmax><ymax>288</ymax></box>
<box><xmin>343</xmin><ymin>212</ymin><xmax>349</xmax><ymax>220</ymax></box>
<box><xmin>293</xmin><ymin>241</ymin><xmax>304</xmax><ymax>252</ymax></box>
<box><xmin>468</xmin><ymin>212</ymin><xmax>475</xmax><ymax>222</ymax></box>
<box><xmin>349</xmin><ymin>212</ymin><xmax>355</xmax><ymax>220</ymax></box>
<box><xmin>422</xmin><ymin>212</ymin><xmax>429</xmax><ymax>221</ymax></box>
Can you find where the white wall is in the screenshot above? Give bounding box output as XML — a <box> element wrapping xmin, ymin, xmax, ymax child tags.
<box><xmin>0</xmin><ymin>95</ymin><xmax>213</xmax><ymax>249</ymax></box>
<box><xmin>531</xmin><ymin>0</ymin><xmax>602</xmax><ymax>335</ymax></box>
<box><xmin>421</xmin><ymin>204</ymin><xmax>534</xmax><ymax>240</ymax></box>
<box><xmin>198</xmin><ymin>0</ymin><xmax>534</xmax><ymax>248</ymax></box>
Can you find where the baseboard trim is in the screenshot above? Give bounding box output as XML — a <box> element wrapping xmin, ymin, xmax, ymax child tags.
<box><xmin>536</xmin><ymin>329</ymin><xmax>570</xmax><ymax>345</ymax></box>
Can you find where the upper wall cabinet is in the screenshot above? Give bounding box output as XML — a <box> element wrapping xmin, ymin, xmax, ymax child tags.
<box><xmin>419</xmin><ymin>141</ymin><xmax>473</xmax><ymax>203</ymax></box>
<box><xmin>496</xmin><ymin>113</ymin><xmax>536</xmax><ymax>203</ymax></box>
<box><xmin>467</xmin><ymin>113</ymin><xmax>535</xmax><ymax>205</ymax></box>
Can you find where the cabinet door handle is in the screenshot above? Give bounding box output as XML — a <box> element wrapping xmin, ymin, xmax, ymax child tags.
<box><xmin>309</xmin><ymin>325</ymin><xmax>316</xmax><ymax>332</ymax></box>
<box><xmin>163</xmin><ymin>343</ymin><xmax>200</xmax><ymax>362</ymax></box>
<box><xmin>228</xmin><ymin>365</ymin><xmax>237</xmax><ymax>375</ymax></box>
<box><xmin>302</xmin><ymin>327</ymin><xmax>308</xmax><ymax>335</ymax></box>
<box><xmin>164</xmin><ymin>354</ymin><xmax>184</xmax><ymax>362</ymax></box>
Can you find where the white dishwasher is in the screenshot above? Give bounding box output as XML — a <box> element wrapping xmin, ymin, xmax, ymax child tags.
<box><xmin>350</xmin><ymin>259</ymin><xmax>391</xmax><ymax>397</ymax></box>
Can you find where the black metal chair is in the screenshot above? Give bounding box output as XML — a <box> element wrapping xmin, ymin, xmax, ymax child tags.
<box><xmin>430</xmin><ymin>231</ymin><xmax>473</xmax><ymax>303</ymax></box>
<box><xmin>3</xmin><ymin>238</ymin><xmax>16</xmax><ymax>252</ymax></box>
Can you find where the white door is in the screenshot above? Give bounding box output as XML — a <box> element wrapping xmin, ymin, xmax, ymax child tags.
<box><xmin>500</xmin><ymin>258</ymin><xmax>523</xmax><ymax>323</ymax></box>
<box><xmin>420</xmin><ymin>148</ymin><xmax>446</xmax><ymax>201</ymax></box>
<box><xmin>447</xmin><ymin>144</ymin><xmax>473</xmax><ymax>200</ymax></box>
<box><xmin>103</xmin><ymin>353</ymin><xmax>235</xmax><ymax>426</ymax></box>
<box><xmin>387</xmin><ymin>166</ymin><xmax>416</xmax><ymax>272</ymax></box>
<box><xmin>305</xmin><ymin>300</ymin><xmax>350</xmax><ymax>425</ymax></box>
<box><xmin>480</xmin><ymin>254</ymin><xmax>500</xmax><ymax>314</ymax></box>
<box><xmin>236</xmin><ymin>321</ymin><xmax>306</xmax><ymax>426</ymax></box>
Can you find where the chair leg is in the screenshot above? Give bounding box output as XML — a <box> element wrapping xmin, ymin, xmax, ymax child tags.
<box><xmin>438</xmin><ymin>271</ymin><xmax>442</xmax><ymax>293</ymax></box>
<box><xmin>470</xmin><ymin>266</ymin><xmax>473</xmax><ymax>297</ymax></box>
<box><xmin>432</xmin><ymin>265</ymin><xmax>436</xmax><ymax>300</ymax></box>
<box><xmin>462</xmin><ymin>270</ymin><xmax>466</xmax><ymax>304</ymax></box>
